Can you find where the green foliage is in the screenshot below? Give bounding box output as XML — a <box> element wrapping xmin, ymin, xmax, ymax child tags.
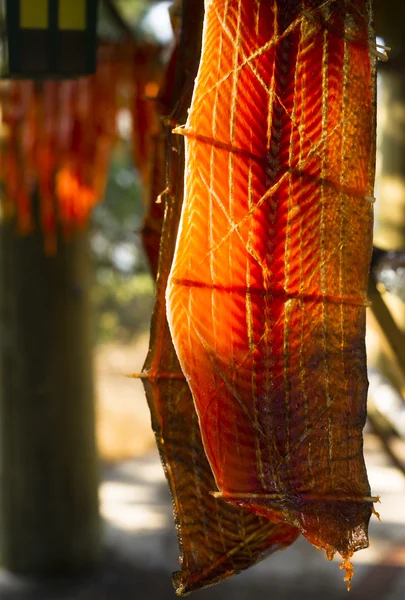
<box><xmin>92</xmin><ymin>140</ymin><xmax>144</xmax><ymax>247</ymax></box>
<box><xmin>92</xmin><ymin>270</ymin><xmax>154</xmax><ymax>343</ymax></box>
<box><xmin>91</xmin><ymin>140</ymin><xmax>155</xmax><ymax>344</ymax></box>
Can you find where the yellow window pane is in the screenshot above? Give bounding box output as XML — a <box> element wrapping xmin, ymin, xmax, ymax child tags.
<box><xmin>58</xmin><ymin>0</ymin><xmax>86</xmax><ymax>30</ymax></box>
<box><xmin>20</xmin><ymin>0</ymin><xmax>48</xmax><ymax>29</ymax></box>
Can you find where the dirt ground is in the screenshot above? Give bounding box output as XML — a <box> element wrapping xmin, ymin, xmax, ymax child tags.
<box><xmin>0</xmin><ymin>337</ymin><xmax>404</xmax><ymax>599</ymax></box>
<box><xmin>94</xmin><ymin>335</ymin><xmax>156</xmax><ymax>462</ymax></box>
<box><xmin>0</xmin><ymin>434</ymin><xmax>404</xmax><ymax>600</ymax></box>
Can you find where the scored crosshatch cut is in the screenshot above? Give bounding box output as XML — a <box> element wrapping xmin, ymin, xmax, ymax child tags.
<box><xmin>167</xmin><ymin>0</ymin><xmax>377</xmax><ymax>589</ymax></box>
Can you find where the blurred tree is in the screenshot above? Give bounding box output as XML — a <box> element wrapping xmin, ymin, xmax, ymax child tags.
<box><xmin>375</xmin><ymin>0</ymin><xmax>405</xmax><ymax>251</ymax></box>
<box><xmin>0</xmin><ymin>62</ymin><xmax>119</xmax><ymax>575</ymax></box>
<box><xmin>0</xmin><ymin>206</ymin><xmax>100</xmax><ymax>574</ymax></box>
<box><xmin>371</xmin><ymin>0</ymin><xmax>405</xmax><ymax>391</ymax></box>
<box><xmin>0</xmin><ymin>0</ymin><xmax>163</xmax><ymax>574</ymax></box>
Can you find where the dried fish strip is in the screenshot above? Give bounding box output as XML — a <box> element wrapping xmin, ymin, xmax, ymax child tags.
<box><xmin>167</xmin><ymin>0</ymin><xmax>377</xmax><ymax>587</ymax></box>
<box><xmin>142</xmin><ymin>2</ymin><xmax>299</xmax><ymax>593</ymax></box>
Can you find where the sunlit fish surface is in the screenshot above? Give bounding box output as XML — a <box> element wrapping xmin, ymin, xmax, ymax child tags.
<box><xmin>167</xmin><ymin>0</ymin><xmax>377</xmax><ymax>587</ymax></box>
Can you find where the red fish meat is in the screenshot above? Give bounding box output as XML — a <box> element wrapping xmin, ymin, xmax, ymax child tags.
<box><xmin>167</xmin><ymin>0</ymin><xmax>377</xmax><ymax>584</ymax></box>
<box><xmin>142</xmin><ymin>3</ymin><xmax>299</xmax><ymax>592</ymax></box>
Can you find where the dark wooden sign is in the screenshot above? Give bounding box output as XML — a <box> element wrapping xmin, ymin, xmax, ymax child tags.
<box><xmin>0</xmin><ymin>0</ymin><xmax>98</xmax><ymax>78</ymax></box>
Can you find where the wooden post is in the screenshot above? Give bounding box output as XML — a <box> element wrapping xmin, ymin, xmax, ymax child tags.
<box><xmin>0</xmin><ymin>212</ymin><xmax>100</xmax><ymax>574</ymax></box>
<box><xmin>368</xmin><ymin>2</ymin><xmax>405</xmax><ymax>390</ymax></box>
<box><xmin>374</xmin><ymin>0</ymin><xmax>405</xmax><ymax>251</ymax></box>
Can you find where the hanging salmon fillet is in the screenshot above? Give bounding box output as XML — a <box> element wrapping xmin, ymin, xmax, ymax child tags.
<box><xmin>167</xmin><ymin>0</ymin><xmax>377</xmax><ymax>585</ymax></box>
<box><xmin>140</xmin><ymin>44</ymin><xmax>179</xmax><ymax>278</ymax></box>
<box><xmin>142</xmin><ymin>2</ymin><xmax>299</xmax><ymax>593</ymax></box>
<box><xmin>143</xmin><ymin>162</ymin><xmax>298</xmax><ymax>594</ymax></box>
<box><xmin>131</xmin><ymin>42</ymin><xmax>162</xmax><ymax>188</ymax></box>
<box><xmin>140</xmin><ymin>131</ymin><xmax>167</xmax><ymax>277</ymax></box>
